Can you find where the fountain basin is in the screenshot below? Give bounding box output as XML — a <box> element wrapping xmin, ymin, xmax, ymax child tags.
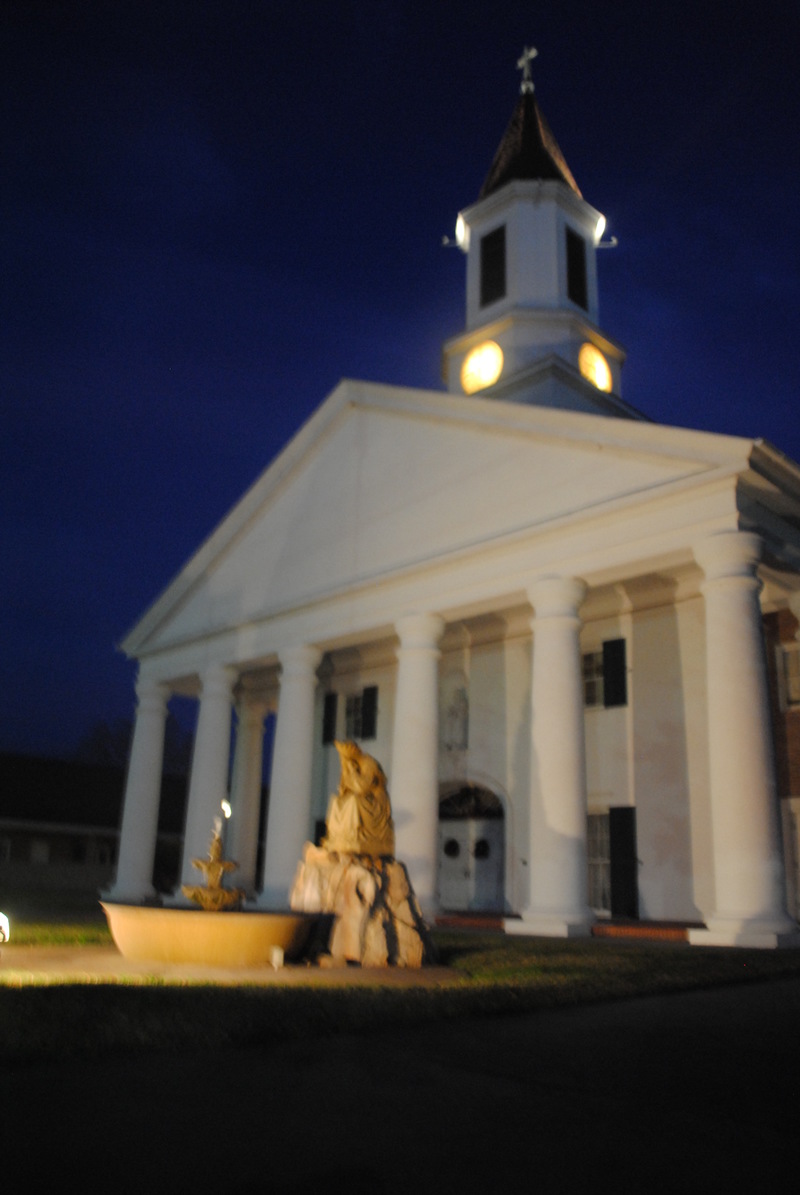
<box><xmin>101</xmin><ymin>903</ymin><xmax>317</xmax><ymax>967</ymax></box>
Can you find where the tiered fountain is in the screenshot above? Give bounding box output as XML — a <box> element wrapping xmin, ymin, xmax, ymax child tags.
<box><xmin>102</xmin><ymin>821</ymin><xmax>315</xmax><ymax>967</ymax></box>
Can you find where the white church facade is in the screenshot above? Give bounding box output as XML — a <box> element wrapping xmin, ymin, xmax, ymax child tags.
<box><xmin>109</xmin><ymin>52</ymin><xmax>800</xmax><ymax>948</ymax></box>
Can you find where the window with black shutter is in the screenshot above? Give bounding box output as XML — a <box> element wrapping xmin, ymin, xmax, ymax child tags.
<box><xmin>588</xmin><ymin>808</ymin><xmax>639</xmax><ymax>916</ymax></box>
<box><xmin>583</xmin><ymin>639</ymin><xmax>627</xmax><ymax>708</ymax></box>
<box><xmin>343</xmin><ymin>686</ymin><xmax>379</xmax><ymax>741</ymax></box>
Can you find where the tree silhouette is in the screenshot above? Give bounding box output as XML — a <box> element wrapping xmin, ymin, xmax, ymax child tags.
<box><xmin>75</xmin><ymin>714</ymin><xmax>193</xmax><ymax>776</ymax></box>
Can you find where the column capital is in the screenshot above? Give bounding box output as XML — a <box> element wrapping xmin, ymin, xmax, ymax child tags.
<box><xmin>694</xmin><ymin>530</ymin><xmax>762</xmax><ymax>583</ymax></box>
<box><xmin>134</xmin><ymin>675</ymin><xmax>170</xmax><ymax>708</ymax></box>
<box><xmin>528</xmin><ymin>575</ymin><xmax>587</xmax><ymax>620</ymax></box>
<box><xmin>235</xmin><ymin>693</ymin><xmax>270</xmax><ymax>723</ymax></box>
<box><xmin>278</xmin><ymin>644</ymin><xmax>322</xmax><ymax>678</ymax></box>
<box><xmin>395</xmin><ymin>612</ymin><xmax>446</xmax><ymax>650</ymax></box>
<box><xmin>200</xmin><ymin>662</ymin><xmax>239</xmax><ymax>695</ymax></box>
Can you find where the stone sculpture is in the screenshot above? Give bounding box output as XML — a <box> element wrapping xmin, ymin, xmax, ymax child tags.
<box><xmin>290</xmin><ymin>740</ymin><xmax>435</xmax><ymax>967</ymax></box>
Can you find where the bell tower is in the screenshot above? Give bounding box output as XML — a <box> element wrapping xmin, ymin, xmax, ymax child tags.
<box><xmin>443</xmin><ymin>47</ymin><xmax>637</xmax><ymax>418</ymax></box>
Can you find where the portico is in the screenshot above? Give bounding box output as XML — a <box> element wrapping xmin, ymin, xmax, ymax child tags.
<box><xmin>109</xmin><ymin>455</ymin><xmax>800</xmax><ymax>949</ymax></box>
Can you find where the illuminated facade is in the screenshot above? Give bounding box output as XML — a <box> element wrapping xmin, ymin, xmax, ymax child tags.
<box><xmin>110</xmin><ymin>53</ymin><xmax>800</xmax><ymax>947</ymax></box>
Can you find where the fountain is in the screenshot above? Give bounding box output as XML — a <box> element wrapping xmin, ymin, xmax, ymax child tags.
<box><xmin>181</xmin><ymin>817</ymin><xmax>245</xmax><ymax>910</ymax></box>
<box><xmin>102</xmin><ymin>820</ymin><xmax>316</xmax><ymax>968</ymax></box>
<box><xmin>103</xmin><ymin>741</ymin><xmax>433</xmax><ymax>969</ymax></box>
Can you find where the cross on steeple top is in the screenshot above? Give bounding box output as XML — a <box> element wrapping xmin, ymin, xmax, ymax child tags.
<box><xmin>516</xmin><ymin>45</ymin><xmax>538</xmax><ymax>94</ymax></box>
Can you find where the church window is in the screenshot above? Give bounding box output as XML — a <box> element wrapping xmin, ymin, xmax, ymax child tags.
<box><xmin>566</xmin><ymin>226</ymin><xmax>588</xmax><ymax>309</ymax></box>
<box><xmin>587</xmin><ymin>813</ymin><xmax>611</xmax><ymax>911</ymax></box>
<box><xmin>588</xmin><ymin>808</ymin><xmax>639</xmax><ymax>917</ymax></box>
<box><xmin>583</xmin><ymin>639</ymin><xmax>627</xmax><ymax>708</ymax></box>
<box><xmin>480</xmin><ymin>225</ymin><xmax>506</xmax><ymax>307</ymax></box>
<box><xmin>443</xmin><ymin>837</ymin><xmax>461</xmax><ymax>859</ymax></box>
<box><xmin>345</xmin><ymin>685</ymin><xmax>378</xmax><ymax>741</ymax></box>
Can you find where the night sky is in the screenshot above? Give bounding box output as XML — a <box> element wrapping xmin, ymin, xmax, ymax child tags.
<box><xmin>3</xmin><ymin>1</ymin><xmax>799</xmax><ymax>759</ymax></box>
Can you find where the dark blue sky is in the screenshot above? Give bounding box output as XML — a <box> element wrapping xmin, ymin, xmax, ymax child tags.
<box><xmin>3</xmin><ymin>1</ymin><xmax>799</xmax><ymax>758</ymax></box>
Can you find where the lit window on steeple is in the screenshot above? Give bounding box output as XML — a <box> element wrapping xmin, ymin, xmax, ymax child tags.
<box><xmin>579</xmin><ymin>343</ymin><xmax>612</xmax><ymax>392</ymax></box>
<box><xmin>461</xmin><ymin>341</ymin><xmax>504</xmax><ymax>394</ymax></box>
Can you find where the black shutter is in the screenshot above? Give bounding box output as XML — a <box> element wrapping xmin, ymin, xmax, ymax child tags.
<box><xmin>609</xmin><ymin>806</ymin><xmax>638</xmax><ymax>918</ymax></box>
<box><xmin>603</xmin><ymin>638</ymin><xmax>627</xmax><ymax>708</ymax></box>
<box><xmin>566</xmin><ymin>226</ymin><xmax>588</xmax><ymax>310</ymax></box>
<box><xmin>361</xmin><ymin>686</ymin><xmax>378</xmax><ymax>740</ymax></box>
<box><xmin>480</xmin><ymin>225</ymin><xmax>506</xmax><ymax>307</ymax></box>
<box><xmin>322</xmin><ymin>692</ymin><xmax>337</xmax><ymax>744</ymax></box>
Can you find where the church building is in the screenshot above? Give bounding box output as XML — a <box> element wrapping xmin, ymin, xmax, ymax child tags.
<box><xmin>109</xmin><ymin>50</ymin><xmax>800</xmax><ymax>948</ymax></box>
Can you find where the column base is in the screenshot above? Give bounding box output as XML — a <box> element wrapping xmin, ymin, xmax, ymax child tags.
<box><xmin>689</xmin><ymin>917</ymin><xmax>800</xmax><ymax>950</ymax></box>
<box><xmin>505</xmin><ymin>913</ymin><xmax>594</xmax><ymax>939</ymax></box>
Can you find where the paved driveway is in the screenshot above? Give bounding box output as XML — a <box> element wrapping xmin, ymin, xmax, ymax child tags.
<box><xmin>3</xmin><ymin>974</ymin><xmax>799</xmax><ymax>1192</ymax></box>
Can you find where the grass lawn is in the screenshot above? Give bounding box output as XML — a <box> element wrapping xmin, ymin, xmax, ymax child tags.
<box><xmin>3</xmin><ymin>890</ymin><xmax>800</xmax><ymax>1064</ymax></box>
<box><xmin>1</xmin><ymin>889</ymin><xmax>113</xmax><ymax>945</ymax></box>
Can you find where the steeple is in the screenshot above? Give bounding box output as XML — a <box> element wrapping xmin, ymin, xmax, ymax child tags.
<box><xmin>443</xmin><ymin>48</ymin><xmax>636</xmax><ymax>419</ymax></box>
<box><xmin>480</xmin><ymin>46</ymin><xmax>581</xmax><ymax>200</ymax></box>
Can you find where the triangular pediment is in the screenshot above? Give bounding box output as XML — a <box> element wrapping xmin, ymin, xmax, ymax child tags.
<box><xmin>123</xmin><ymin>380</ymin><xmax>757</xmax><ymax>655</ymax></box>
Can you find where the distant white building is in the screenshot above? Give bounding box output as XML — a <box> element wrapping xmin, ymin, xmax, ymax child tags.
<box><xmin>110</xmin><ymin>52</ymin><xmax>800</xmax><ymax>947</ymax></box>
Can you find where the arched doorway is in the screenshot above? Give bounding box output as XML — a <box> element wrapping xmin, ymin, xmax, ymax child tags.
<box><xmin>437</xmin><ymin>784</ymin><xmax>505</xmax><ymax>911</ymax></box>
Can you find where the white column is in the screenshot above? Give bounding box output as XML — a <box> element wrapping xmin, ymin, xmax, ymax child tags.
<box><xmin>390</xmin><ymin>613</ymin><xmax>445</xmax><ymax>913</ymax></box>
<box><xmin>179</xmin><ymin>663</ymin><xmax>238</xmax><ymax>891</ymax></box>
<box><xmin>689</xmin><ymin>531</ymin><xmax>797</xmax><ymax>947</ymax></box>
<box><xmin>259</xmin><ymin>645</ymin><xmax>321</xmax><ymax>906</ymax></box>
<box><xmin>106</xmin><ymin>676</ymin><xmax>169</xmax><ymax>902</ymax></box>
<box><xmin>508</xmin><ymin>576</ymin><xmax>592</xmax><ymax>938</ymax></box>
<box><xmin>227</xmin><ymin>696</ymin><xmax>268</xmax><ymax>896</ymax></box>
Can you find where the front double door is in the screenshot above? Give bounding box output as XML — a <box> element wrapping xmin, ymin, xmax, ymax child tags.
<box><xmin>438</xmin><ymin>818</ymin><xmax>505</xmax><ymax>912</ymax></box>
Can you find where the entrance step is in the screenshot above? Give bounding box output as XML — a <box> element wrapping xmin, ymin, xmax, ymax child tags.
<box><xmin>435</xmin><ymin>915</ymin><xmax>704</xmax><ymax>941</ymax></box>
<box><xmin>591</xmin><ymin>920</ymin><xmax>702</xmax><ymax>942</ymax></box>
<box><xmin>435</xmin><ymin>913</ymin><xmax>504</xmax><ymax>931</ymax></box>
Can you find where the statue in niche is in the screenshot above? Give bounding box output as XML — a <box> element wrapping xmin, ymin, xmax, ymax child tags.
<box><xmin>443</xmin><ymin>684</ymin><xmax>469</xmax><ymax>752</ymax></box>
<box><xmin>322</xmin><ymin>739</ymin><xmax>395</xmax><ymax>858</ymax></box>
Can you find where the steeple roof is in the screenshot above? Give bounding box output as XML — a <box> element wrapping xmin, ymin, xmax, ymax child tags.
<box><xmin>479</xmin><ymin>65</ymin><xmax>581</xmax><ymax>200</ymax></box>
